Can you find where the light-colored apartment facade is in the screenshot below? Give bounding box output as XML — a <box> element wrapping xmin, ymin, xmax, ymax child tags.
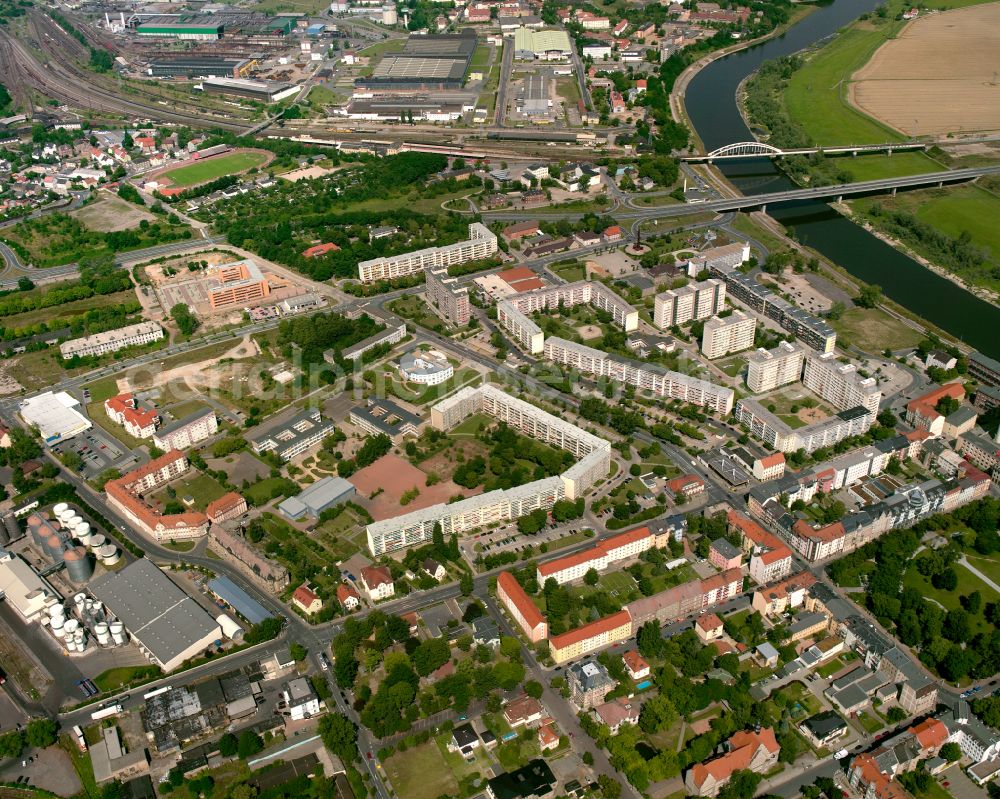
<box><xmin>60</xmin><ymin>322</ymin><xmax>164</xmax><ymax>359</ymax></box>
<box><xmin>357</xmin><ymin>222</ymin><xmax>498</xmax><ymax>282</ymax></box>
<box><xmin>701</xmin><ymin>310</ymin><xmax>756</xmax><ymax>359</ymax></box>
<box><xmin>803</xmin><ymin>352</ymin><xmax>882</xmax><ymax>414</ymax></box>
<box><xmin>543</xmin><ymin>337</ymin><xmax>734</xmax><ymax>414</ymax></box>
<box><xmin>425</xmin><ymin>266</ymin><xmax>471</xmax><ymax>326</ymax></box>
<box><xmin>153</xmin><ymin>409</ymin><xmax>218</xmax><ymax>451</ymax></box>
<box><xmin>746</xmin><ymin>341</ymin><xmax>805</xmax><ymax>393</ymax></box>
<box><xmin>368</xmin><ymin>385</ymin><xmax>611</xmax><ymax>555</ymax></box>
<box><xmin>653</xmin><ymin>279</ymin><xmax>725</xmax><ymax>329</ymax></box>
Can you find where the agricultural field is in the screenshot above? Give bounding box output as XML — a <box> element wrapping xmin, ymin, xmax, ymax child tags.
<box><xmin>850</xmin><ymin>4</ymin><xmax>1000</xmax><ymax>137</ymax></box>
<box><xmin>159</xmin><ymin>150</ymin><xmax>271</xmax><ymax>188</ymax></box>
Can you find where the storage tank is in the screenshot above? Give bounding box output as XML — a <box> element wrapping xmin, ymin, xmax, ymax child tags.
<box><xmin>27</xmin><ymin>514</ymin><xmax>45</xmax><ymax>545</ymax></box>
<box><xmin>44</xmin><ymin>534</ymin><xmax>63</xmax><ymax>561</ymax></box>
<box><xmin>63</xmin><ymin>618</ymin><xmax>79</xmax><ymax>636</ymax></box>
<box><xmin>0</xmin><ymin>515</ymin><xmax>16</xmax><ymax>545</ymax></box>
<box><xmin>110</xmin><ymin>622</ymin><xmax>126</xmax><ymax>645</ymax></box>
<box><xmin>99</xmin><ymin>544</ymin><xmax>120</xmax><ymax>566</ymax></box>
<box><xmin>216</xmin><ymin>613</ymin><xmax>245</xmax><ymax>641</ymax></box>
<box><xmin>53</xmin><ymin>502</ymin><xmax>69</xmax><ymax>516</ymax></box>
<box><xmin>50</xmin><ymin>615</ymin><xmax>65</xmax><ymax>638</ymax></box>
<box><xmin>95</xmin><ymin>622</ymin><xmax>110</xmax><ymax>646</ymax></box>
<box><xmin>64</xmin><ymin>547</ymin><xmax>93</xmax><ymax>583</ymax></box>
<box><xmin>74</xmin><ymin>629</ymin><xmax>86</xmax><ymax>650</ymax></box>
<box><xmin>62</xmin><ymin>513</ymin><xmax>82</xmax><ymax>531</ymax></box>
<box><xmin>74</xmin><ymin>592</ymin><xmax>87</xmax><ymax>611</ymax></box>
<box><xmin>382</xmin><ymin>4</ymin><xmax>397</xmax><ymax>25</ymax></box>
<box><xmin>74</xmin><ymin>521</ymin><xmax>91</xmax><ymax>539</ymax></box>
<box><xmin>89</xmin><ymin>533</ymin><xmax>106</xmax><ymax>553</ymax></box>
<box><xmin>49</xmin><ymin>603</ymin><xmax>65</xmax><ymax>621</ymax></box>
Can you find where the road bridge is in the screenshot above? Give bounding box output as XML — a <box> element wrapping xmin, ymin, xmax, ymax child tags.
<box><xmin>683</xmin><ymin>140</ymin><xmax>927</xmax><ymax>162</ymax></box>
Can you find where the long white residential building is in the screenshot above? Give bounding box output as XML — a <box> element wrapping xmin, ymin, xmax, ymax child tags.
<box><xmin>653</xmin><ymin>279</ymin><xmax>726</xmax><ymax>329</ymax></box>
<box><xmin>544</xmin><ymin>337</ymin><xmax>735</xmax><ymax>415</ymax></box>
<box><xmin>368</xmin><ymin>385</ymin><xmax>611</xmax><ymax>555</ymax></box>
<box><xmin>60</xmin><ymin>322</ymin><xmax>164</xmax><ymax>359</ymax></box>
<box><xmin>734</xmin><ymin>398</ymin><xmax>875</xmax><ymax>453</ymax></box>
<box><xmin>496</xmin><ymin>279</ymin><xmax>638</xmax><ymax>355</ymax></box>
<box><xmin>803</xmin><ymin>352</ymin><xmax>882</xmax><ymax>415</ymax></box>
<box><xmin>701</xmin><ymin>310</ymin><xmax>756</xmax><ymax>359</ymax></box>
<box><xmin>746</xmin><ymin>341</ymin><xmax>806</xmax><ymax>393</ymax></box>
<box><xmin>357</xmin><ymin>222</ymin><xmax>498</xmax><ymax>282</ymax></box>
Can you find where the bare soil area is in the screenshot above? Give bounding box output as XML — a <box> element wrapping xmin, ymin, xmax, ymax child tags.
<box><xmin>850</xmin><ymin>5</ymin><xmax>1000</xmax><ymax>136</ymax></box>
<box><xmin>71</xmin><ymin>192</ymin><xmax>156</xmax><ymax>232</ymax></box>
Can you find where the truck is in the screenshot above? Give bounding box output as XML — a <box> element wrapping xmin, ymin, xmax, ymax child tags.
<box><xmin>90</xmin><ymin>704</ymin><xmax>122</xmax><ymax>721</ymax></box>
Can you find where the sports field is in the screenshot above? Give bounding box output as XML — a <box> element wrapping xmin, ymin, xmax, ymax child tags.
<box><xmin>159</xmin><ymin>150</ymin><xmax>271</xmax><ymax>187</ymax></box>
<box><xmin>851</xmin><ymin>4</ymin><xmax>1000</xmax><ymax>136</ymax></box>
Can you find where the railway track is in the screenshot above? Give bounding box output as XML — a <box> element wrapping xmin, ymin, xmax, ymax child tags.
<box><xmin>0</xmin><ymin>13</ymin><xmax>255</xmax><ymax>132</ymax></box>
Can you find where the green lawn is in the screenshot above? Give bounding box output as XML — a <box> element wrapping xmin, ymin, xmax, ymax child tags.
<box><xmin>830</xmin><ymin>306</ymin><xmax>924</xmax><ymax>353</ymax></box>
<box><xmin>83</xmin><ymin>376</ymin><xmax>122</xmax><ymax>404</ymax></box>
<box><xmin>966</xmin><ymin>554</ymin><xmax>1000</xmax><ymax>587</ymax></box>
<box><xmin>161</xmin><ymin>151</ymin><xmax>270</xmax><ymax>187</ymax></box>
<box><xmin>93</xmin><ymin>665</ymin><xmax>161</xmax><ymax>693</ymax></box>
<box><xmin>383</xmin><ymin>742</ymin><xmax>458</xmax><ymax>799</ymax></box>
<box><xmin>450</xmin><ymin>413</ymin><xmax>493</xmax><ymax>437</ymax></box>
<box><xmin>816</xmin><ymin>656</ymin><xmax>846</xmax><ymax>679</ymax></box>
<box><xmin>470</xmin><ymin>44</ymin><xmax>491</xmax><ymax>71</ymax></box>
<box><xmin>244</xmin><ymin>476</ymin><xmax>297</xmax><ymax>505</ymax></box>
<box><xmin>903</xmin><ymin>556</ymin><xmax>1000</xmax><ymax>636</ymax></box>
<box><xmin>856</xmin><ymin>711</ymin><xmax>884</xmax><ymax>734</ymax></box>
<box><xmin>359</xmin><ymin>38</ymin><xmax>406</xmax><ymax>60</ymax></box>
<box><xmin>850</xmin><ymin>183</ymin><xmax>1000</xmax><ymax>295</ymax></box>
<box><xmin>153</xmin><ymin>472</ymin><xmax>228</xmax><ymax>511</ymax></box>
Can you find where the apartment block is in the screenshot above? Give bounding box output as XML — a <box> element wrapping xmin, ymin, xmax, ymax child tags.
<box><xmin>803</xmin><ymin>352</ymin><xmax>882</xmax><ymax>414</ymax></box>
<box><xmin>543</xmin><ymin>336</ymin><xmax>734</xmax><ymax>414</ymax></box>
<box><xmin>734</xmin><ymin>399</ymin><xmax>876</xmax><ymax>453</ymax></box>
<box><xmin>367</xmin><ymin>385</ymin><xmax>611</xmax><ymax>555</ymax></box>
<box><xmin>653</xmin><ymin>278</ymin><xmax>725</xmax><ymax>329</ymax></box>
<box><xmin>425</xmin><ymin>266</ymin><xmax>471</xmax><ymax>326</ymax></box>
<box><xmin>701</xmin><ymin>310</ymin><xmax>756</xmax><ymax>359</ymax></box>
<box><xmin>105</xmin><ymin>393</ymin><xmax>159</xmax><ymax>439</ymax></box>
<box><xmin>356</xmin><ymin>222</ymin><xmax>498</xmax><ymax>282</ymax></box>
<box><xmin>60</xmin><ymin>322</ymin><xmax>164</xmax><ymax>359</ymax></box>
<box><xmin>536</xmin><ymin>526</ymin><xmax>653</xmax><ymax>585</ymax></box>
<box><xmin>969</xmin><ymin>351</ymin><xmax>1000</xmax><ymax>389</ymax></box>
<box><xmin>550</xmin><ymin>611</ymin><xmax>632</xmax><ymax>665</ymax></box>
<box><xmin>746</xmin><ymin>341</ymin><xmax>805</xmax><ymax>393</ymax></box>
<box><xmin>153</xmin><ymin>409</ymin><xmax>218</xmax><ymax>451</ymax></box>
<box><xmin>497</xmin><ymin>571</ymin><xmax>547</xmax><ymax>642</ymax></box>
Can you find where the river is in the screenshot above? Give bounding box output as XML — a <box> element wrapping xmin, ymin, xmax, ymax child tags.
<box><xmin>682</xmin><ymin>0</ymin><xmax>1000</xmax><ymax>357</ymax></box>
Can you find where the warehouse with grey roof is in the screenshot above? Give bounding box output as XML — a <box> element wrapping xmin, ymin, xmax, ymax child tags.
<box><xmin>90</xmin><ymin>559</ymin><xmax>222</xmax><ymax>672</ymax></box>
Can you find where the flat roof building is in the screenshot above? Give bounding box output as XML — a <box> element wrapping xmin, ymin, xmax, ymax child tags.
<box><xmin>19</xmin><ymin>390</ymin><xmax>92</xmax><ymax>443</ymax></box>
<box><xmin>356</xmin><ymin>29</ymin><xmax>477</xmax><ymax>90</ymax></box>
<box><xmin>512</xmin><ymin>27</ymin><xmax>573</xmax><ymax>58</ymax></box>
<box><xmin>249</xmin><ymin>408</ymin><xmax>335</xmax><ymax>461</ymax></box>
<box><xmin>747</xmin><ymin>341</ymin><xmax>805</xmax><ymax>393</ymax></box>
<box><xmin>803</xmin><ymin>352</ymin><xmax>881</xmax><ymax>415</ymax></box>
<box><xmin>277</xmin><ymin>476</ymin><xmax>356</xmax><ymax>519</ymax></box>
<box><xmin>349</xmin><ymin>398</ymin><xmax>422</xmax><ymax>441</ymax></box>
<box><xmin>357</xmin><ymin>222</ymin><xmax>497</xmax><ymax>282</ymax></box>
<box><xmin>60</xmin><ymin>322</ymin><xmax>163</xmax><ymax>359</ymax></box>
<box><xmin>90</xmin><ymin>559</ymin><xmax>222</xmax><ymax>672</ymax></box>
<box><xmin>701</xmin><ymin>310</ymin><xmax>756</xmax><ymax>359</ymax></box>
<box><xmin>202</xmin><ymin>78</ymin><xmax>300</xmax><ymax>103</ymax></box>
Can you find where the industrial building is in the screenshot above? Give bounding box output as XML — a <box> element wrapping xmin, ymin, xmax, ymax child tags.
<box><xmin>136</xmin><ymin>17</ymin><xmax>224</xmax><ymax>40</ymax></box>
<box><xmin>202</xmin><ymin>78</ymin><xmax>300</xmax><ymax>103</ymax></box>
<box><xmin>60</xmin><ymin>322</ymin><xmax>164</xmax><ymax>359</ymax></box>
<box><xmin>0</xmin><ymin>550</ymin><xmax>61</xmax><ymax>621</ymax></box>
<box><xmin>356</xmin><ymin>30</ymin><xmax>478</xmax><ymax>90</ymax></box>
<box><xmin>19</xmin><ymin>391</ymin><xmax>92</xmax><ymax>443</ymax></box>
<box><xmin>357</xmin><ymin>222</ymin><xmax>497</xmax><ymax>282</ymax></box>
<box><xmin>277</xmin><ymin>476</ymin><xmax>356</xmax><ymax>519</ymax></box>
<box><xmin>512</xmin><ymin>27</ymin><xmax>573</xmax><ymax>59</ymax></box>
<box><xmin>206</xmin><ymin>575</ymin><xmax>272</xmax><ymax>625</ymax></box>
<box><xmin>147</xmin><ymin>58</ymin><xmax>254</xmax><ymax>79</ymax></box>
<box><xmin>90</xmin><ymin>559</ymin><xmax>222</xmax><ymax>672</ymax></box>
<box><xmin>336</xmin><ymin>96</ymin><xmax>468</xmax><ymax>122</ymax></box>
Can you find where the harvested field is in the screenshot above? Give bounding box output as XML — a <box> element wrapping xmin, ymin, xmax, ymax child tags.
<box><xmin>850</xmin><ymin>5</ymin><xmax>1000</xmax><ymax>136</ymax></box>
<box><xmin>348</xmin><ymin>453</ymin><xmax>480</xmax><ymax>521</ymax></box>
<box><xmin>71</xmin><ymin>193</ymin><xmax>156</xmax><ymax>232</ymax></box>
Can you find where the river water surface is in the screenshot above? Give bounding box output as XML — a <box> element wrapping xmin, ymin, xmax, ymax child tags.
<box><xmin>682</xmin><ymin>0</ymin><xmax>1000</xmax><ymax>356</ymax></box>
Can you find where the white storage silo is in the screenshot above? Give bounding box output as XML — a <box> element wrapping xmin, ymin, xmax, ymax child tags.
<box><xmin>110</xmin><ymin>622</ymin><xmax>126</xmax><ymax>645</ymax></box>
<box><xmin>95</xmin><ymin>622</ymin><xmax>110</xmax><ymax>646</ymax></box>
<box><xmin>50</xmin><ymin>615</ymin><xmax>65</xmax><ymax>638</ymax></box>
<box><xmin>88</xmin><ymin>533</ymin><xmax>106</xmax><ymax>553</ymax></box>
<box><xmin>63</xmin><ymin>618</ymin><xmax>79</xmax><ymax>637</ymax></box>
<box><xmin>74</xmin><ymin>593</ymin><xmax>87</xmax><ymax>612</ymax></box>
<box><xmin>99</xmin><ymin>545</ymin><xmax>120</xmax><ymax>566</ymax></box>
<box><xmin>216</xmin><ymin>613</ymin><xmax>245</xmax><ymax>641</ymax></box>
<box><xmin>53</xmin><ymin>502</ymin><xmax>69</xmax><ymax>517</ymax></box>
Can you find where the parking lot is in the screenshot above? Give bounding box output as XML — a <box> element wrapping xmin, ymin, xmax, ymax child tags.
<box><xmin>52</xmin><ymin>427</ymin><xmax>130</xmax><ymax>477</ymax></box>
